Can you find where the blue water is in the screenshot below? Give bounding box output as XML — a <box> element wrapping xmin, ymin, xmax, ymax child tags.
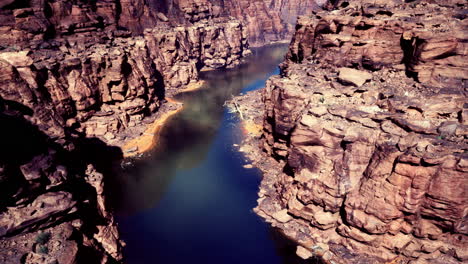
<box><xmin>113</xmin><ymin>45</ymin><xmax>301</xmax><ymax>264</ymax></box>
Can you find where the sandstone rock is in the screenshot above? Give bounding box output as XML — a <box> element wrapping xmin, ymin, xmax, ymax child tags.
<box><xmin>0</xmin><ymin>192</ymin><xmax>77</xmax><ymax>237</ymax></box>
<box><xmin>0</xmin><ymin>0</ymin><xmax>317</xmax><ymax>49</ymax></box>
<box><xmin>0</xmin><ymin>51</ymin><xmax>33</xmax><ymax>67</ymax></box>
<box><xmin>94</xmin><ymin>225</ymin><xmax>122</xmax><ymax>261</ymax></box>
<box><xmin>220</xmin><ymin>0</ymin><xmax>320</xmax><ymax>46</ymax></box>
<box><xmin>0</xmin><ymin>13</ymin><xmax>250</xmax><ymax>144</ymax></box>
<box><xmin>239</xmin><ymin>1</ymin><xmax>468</xmax><ymax>263</ymax></box>
<box><xmin>338</xmin><ymin>68</ymin><xmax>372</xmax><ymax>87</ymax></box>
<box><xmin>271</xmin><ymin>209</ymin><xmax>292</xmax><ymax>223</ymax></box>
<box><xmin>24</xmin><ymin>252</ymin><xmax>57</xmax><ymax>264</ymax></box>
<box><xmin>296</xmin><ymin>245</ymin><xmax>313</xmax><ymax>259</ymax></box>
<box><xmin>0</xmin><ymin>1</ymin><xmax>252</xmax><ymax>263</ymax></box>
<box><xmin>157</xmin><ymin>12</ymin><xmax>169</xmax><ymax>22</ymax></box>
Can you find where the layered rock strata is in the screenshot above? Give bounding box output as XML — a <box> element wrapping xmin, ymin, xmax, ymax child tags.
<box><xmin>0</xmin><ymin>0</ymin><xmax>320</xmax><ymax>49</ymax></box>
<box><xmin>0</xmin><ymin>0</ymin><xmax>250</xmax><ymax>263</ymax></box>
<box><xmin>0</xmin><ymin>95</ymin><xmax>124</xmax><ymax>263</ymax></box>
<box><xmin>237</xmin><ymin>1</ymin><xmax>468</xmax><ymax>263</ymax></box>
<box><xmin>0</xmin><ymin>17</ymin><xmax>249</xmax><ymax>145</ymax></box>
<box><xmin>215</xmin><ymin>0</ymin><xmax>322</xmax><ymax>46</ymax></box>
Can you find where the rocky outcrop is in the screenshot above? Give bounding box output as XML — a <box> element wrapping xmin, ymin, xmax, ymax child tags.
<box><xmin>237</xmin><ymin>1</ymin><xmax>467</xmax><ymax>263</ymax></box>
<box><xmin>287</xmin><ymin>0</ymin><xmax>467</xmax><ymax>90</ymax></box>
<box><xmin>146</xmin><ymin>19</ymin><xmax>250</xmax><ymax>91</ymax></box>
<box><xmin>0</xmin><ymin>0</ymin><xmax>250</xmax><ymax>262</ymax></box>
<box><xmin>215</xmin><ymin>0</ymin><xmax>322</xmax><ymax>46</ymax></box>
<box><xmin>0</xmin><ymin>94</ymin><xmax>124</xmax><ymax>263</ymax></box>
<box><xmin>0</xmin><ymin>16</ymin><xmax>249</xmax><ymax>144</ymax></box>
<box><xmin>0</xmin><ymin>0</ymin><xmax>322</xmax><ymax>49</ymax></box>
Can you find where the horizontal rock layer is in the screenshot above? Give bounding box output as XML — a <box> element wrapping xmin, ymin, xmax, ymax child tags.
<box><xmin>0</xmin><ymin>1</ymin><xmax>250</xmax><ymax>263</ymax></box>
<box><xmin>0</xmin><ymin>0</ymin><xmax>323</xmax><ymax>49</ymax></box>
<box><xmin>0</xmin><ymin>96</ymin><xmax>124</xmax><ymax>263</ymax></box>
<box><xmin>0</xmin><ymin>17</ymin><xmax>249</xmax><ymax>143</ymax></box>
<box><xmin>251</xmin><ymin>1</ymin><xmax>467</xmax><ymax>263</ymax></box>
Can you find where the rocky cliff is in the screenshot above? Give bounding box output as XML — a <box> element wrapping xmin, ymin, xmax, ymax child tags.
<box><xmin>0</xmin><ymin>94</ymin><xmax>124</xmax><ymax>263</ymax></box>
<box><xmin>0</xmin><ymin>18</ymin><xmax>249</xmax><ymax>144</ymax></box>
<box><xmin>0</xmin><ymin>0</ymin><xmax>321</xmax><ymax>49</ymax></box>
<box><xmin>0</xmin><ymin>0</ymin><xmax>250</xmax><ymax>142</ymax></box>
<box><xmin>236</xmin><ymin>0</ymin><xmax>467</xmax><ymax>263</ymax></box>
<box><xmin>0</xmin><ymin>0</ymin><xmax>251</xmax><ymax>263</ymax></box>
<box><xmin>149</xmin><ymin>0</ymin><xmax>324</xmax><ymax>46</ymax></box>
<box><xmin>214</xmin><ymin>0</ymin><xmax>322</xmax><ymax>46</ymax></box>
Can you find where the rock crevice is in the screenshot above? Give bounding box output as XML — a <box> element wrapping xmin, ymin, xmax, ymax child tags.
<box><xmin>0</xmin><ymin>0</ymin><xmax>252</xmax><ymax>263</ymax></box>
<box><xmin>236</xmin><ymin>1</ymin><xmax>468</xmax><ymax>263</ymax></box>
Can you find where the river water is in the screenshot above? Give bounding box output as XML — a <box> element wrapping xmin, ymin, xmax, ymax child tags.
<box><xmin>113</xmin><ymin>44</ymin><xmax>305</xmax><ymax>264</ymax></box>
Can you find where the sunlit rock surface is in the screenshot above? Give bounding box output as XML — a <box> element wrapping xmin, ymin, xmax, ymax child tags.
<box><xmin>235</xmin><ymin>0</ymin><xmax>468</xmax><ymax>263</ymax></box>
<box><xmin>0</xmin><ymin>0</ymin><xmax>251</xmax><ymax>262</ymax></box>
<box><xmin>0</xmin><ymin>19</ymin><xmax>249</xmax><ymax>144</ymax></box>
<box><xmin>213</xmin><ymin>0</ymin><xmax>321</xmax><ymax>46</ymax></box>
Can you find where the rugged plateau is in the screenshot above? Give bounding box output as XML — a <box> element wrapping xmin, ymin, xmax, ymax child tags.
<box><xmin>234</xmin><ymin>0</ymin><xmax>467</xmax><ymax>263</ymax></box>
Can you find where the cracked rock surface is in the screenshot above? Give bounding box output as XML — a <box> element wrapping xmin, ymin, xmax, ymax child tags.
<box><xmin>0</xmin><ymin>0</ymin><xmax>251</xmax><ymax>263</ymax></box>
<box><xmin>235</xmin><ymin>0</ymin><xmax>467</xmax><ymax>263</ymax></box>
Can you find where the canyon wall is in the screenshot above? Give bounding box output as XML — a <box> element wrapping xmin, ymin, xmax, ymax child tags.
<box><xmin>0</xmin><ymin>18</ymin><xmax>249</xmax><ymax>144</ymax></box>
<box><xmin>214</xmin><ymin>0</ymin><xmax>322</xmax><ymax>46</ymax></box>
<box><xmin>0</xmin><ymin>94</ymin><xmax>124</xmax><ymax>263</ymax></box>
<box><xmin>0</xmin><ymin>0</ymin><xmax>250</xmax><ymax>159</ymax></box>
<box><xmin>249</xmin><ymin>0</ymin><xmax>467</xmax><ymax>263</ymax></box>
<box><xmin>0</xmin><ymin>0</ymin><xmax>250</xmax><ymax>263</ymax></box>
<box><xmin>0</xmin><ymin>0</ymin><xmax>321</xmax><ymax>49</ymax></box>
<box><xmin>148</xmin><ymin>0</ymin><xmax>324</xmax><ymax>46</ymax></box>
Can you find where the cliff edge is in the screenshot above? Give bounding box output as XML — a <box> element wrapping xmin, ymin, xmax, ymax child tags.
<box><xmin>235</xmin><ymin>0</ymin><xmax>467</xmax><ymax>263</ymax></box>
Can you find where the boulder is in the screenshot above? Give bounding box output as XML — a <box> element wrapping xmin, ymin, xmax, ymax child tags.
<box><xmin>338</xmin><ymin>68</ymin><xmax>372</xmax><ymax>87</ymax></box>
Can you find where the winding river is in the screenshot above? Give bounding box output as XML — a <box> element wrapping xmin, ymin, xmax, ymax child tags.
<box><xmin>112</xmin><ymin>44</ymin><xmax>306</xmax><ymax>264</ymax></box>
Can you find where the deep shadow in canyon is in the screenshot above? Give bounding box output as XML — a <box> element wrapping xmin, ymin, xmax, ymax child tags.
<box><xmin>0</xmin><ymin>95</ymin><xmax>126</xmax><ymax>263</ymax></box>
<box><xmin>109</xmin><ymin>44</ymin><xmax>289</xmax><ymax>214</ymax></box>
<box><xmin>105</xmin><ymin>44</ymin><xmax>317</xmax><ymax>264</ymax></box>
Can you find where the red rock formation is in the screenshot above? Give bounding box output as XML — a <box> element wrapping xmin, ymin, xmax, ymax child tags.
<box><xmin>216</xmin><ymin>0</ymin><xmax>321</xmax><ymax>46</ymax></box>
<box><xmin>0</xmin><ymin>95</ymin><xmax>124</xmax><ymax>263</ymax></box>
<box><xmin>0</xmin><ymin>0</ymin><xmax>250</xmax><ymax>145</ymax></box>
<box><xmin>235</xmin><ymin>0</ymin><xmax>467</xmax><ymax>263</ymax></box>
<box><xmin>0</xmin><ymin>1</ymin><xmax>249</xmax><ymax>262</ymax></box>
<box><xmin>0</xmin><ymin>20</ymin><xmax>248</xmax><ymax>144</ymax></box>
<box><xmin>0</xmin><ymin>0</ymin><xmax>325</xmax><ymax>50</ymax></box>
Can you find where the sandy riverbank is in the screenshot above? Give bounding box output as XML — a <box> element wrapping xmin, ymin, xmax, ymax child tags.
<box><xmin>228</xmin><ymin>89</ymin><xmax>264</xmax><ymax>138</ymax></box>
<box><xmin>121</xmin><ymin>81</ymin><xmax>206</xmax><ymax>158</ymax></box>
<box><xmin>179</xmin><ymin>80</ymin><xmax>205</xmax><ymax>93</ymax></box>
<box><xmin>122</xmin><ymin>102</ymin><xmax>183</xmax><ymax>158</ymax></box>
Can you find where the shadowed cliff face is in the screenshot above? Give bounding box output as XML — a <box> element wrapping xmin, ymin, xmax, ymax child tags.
<box><xmin>0</xmin><ymin>96</ymin><xmax>125</xmax><ymax>263</ymax></box>
<box><xmin>0</xmin><ymin>0</ymin><xmax>250</xmax><ymax>263</ymax></box>
<box><xmin>232</xmin><ymin>0</ymin><xmax>468</xmax><ymax>263</ymax></box>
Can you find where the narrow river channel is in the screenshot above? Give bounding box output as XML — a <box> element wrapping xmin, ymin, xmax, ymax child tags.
<box><xmin>113</xmin><ymin>44</ymin><xmax>306</xmax><ymax>264</ymax></box>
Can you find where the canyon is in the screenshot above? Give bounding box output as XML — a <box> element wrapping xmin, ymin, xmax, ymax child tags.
<box><xmin>235</xmin><ymin>0</ymin><xmax>468</xmax><ymax>263</ymax></box>
<box><xmin>0</xmin><ymin>0</ymin><xmax>316</xmax><ymax>263</ymax></box>
<box><xmin>0</xmin><ymin>0</ymin><xmax>466</xmax><ymax>263</ymax></box>
<box><xmin>0</xmin><ymin>0</ymin><xmax>251</xmax><ymax>263</ymax></box>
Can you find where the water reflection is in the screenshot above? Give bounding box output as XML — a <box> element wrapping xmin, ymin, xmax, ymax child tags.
<box><xmin>112</xmin><ymin>44</ymin><xmax>288</xmax><ymax>214</ymax></box>
<box><xmin>113</xmin><ymin>44</ymin><xmax>302</xmax><ymax>264</ymax></box>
